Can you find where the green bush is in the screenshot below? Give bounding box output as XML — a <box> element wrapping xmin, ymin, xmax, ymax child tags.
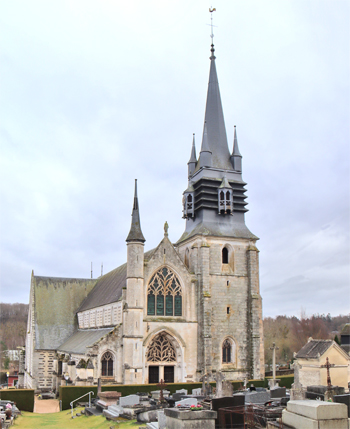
<box><xmin>0</xmin><ymin>389</ymin><xmax>35</xmax><ymax>412</ymax></box>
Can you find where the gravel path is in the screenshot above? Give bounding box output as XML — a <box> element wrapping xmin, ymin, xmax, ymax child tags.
<box><xmin>34</xmin><ymin>397</ymin><xmax>60</xmax><ymax>413</ymax></box>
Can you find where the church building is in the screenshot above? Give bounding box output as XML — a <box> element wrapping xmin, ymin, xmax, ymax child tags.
<box><xmin>24</xmin><ymin>39</ymin><xmax>264</xmax><ymax>391</ymax></box>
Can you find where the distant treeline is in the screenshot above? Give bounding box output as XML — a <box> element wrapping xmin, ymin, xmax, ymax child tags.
<box><xmin>263</xmin><ymin>313</ymin><xmax>349</xmax><ymax>366</ymax></box>
<box><xmin>0</xmin><ymin>303</ymin><xmax>28</xmax><ymax>356</ymax></box>
<box><xmin>0</xmin><ymin>303</ymin><xmax>348</xmax><ymax>370</ymax></box>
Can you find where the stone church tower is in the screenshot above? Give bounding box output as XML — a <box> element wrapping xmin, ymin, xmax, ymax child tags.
<box><xmin>175</xmin><ymin>42</ymin><xmax>264</xmax><ymax>380</ymax></box>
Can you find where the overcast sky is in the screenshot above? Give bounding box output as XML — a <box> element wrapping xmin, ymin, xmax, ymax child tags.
<box><xmin>0</xmin><ymin>0</ymin><xmax>349</xmax><ymax>318</ymax></box>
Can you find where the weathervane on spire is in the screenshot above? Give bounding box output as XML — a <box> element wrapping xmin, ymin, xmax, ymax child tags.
<box><xmin>209</xmin><ymin>7</ymin><xmax>216</xmax><ymax>44</ymax></box>
<box><xmin>208</xmin><ymin>7</ymin><xmax>217</xmax><ymax>59</ymax></box>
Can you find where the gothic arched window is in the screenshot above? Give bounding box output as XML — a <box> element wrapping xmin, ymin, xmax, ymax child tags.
<box><xmin>101</xmin><ymin>351</ymin><xmax>113</xmax><ymax>376</ymax></box>
<box><xmin>147</xmin><ymin>267</ymin><xmax>182</xmax><ymax>316</ymax></box>
<box><xmin>222</xmin><ymin>339</ymin><xmax>232</xmax><ymax>363</ymax></box>
<box><xmin>222</xmin><ymin>247</ymin><xmax>229</xmax><ymax>264</ymax></box>
<box><xmin>146</xmin><ymin>332</ymin><xmax>176</xmax><ymax>363</ymax></box>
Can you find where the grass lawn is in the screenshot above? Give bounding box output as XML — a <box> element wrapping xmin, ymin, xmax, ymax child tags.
<box><xmin>12</xmin><ymin>408</ymin><xmax>139</xmax><ymax>429</ymax></box>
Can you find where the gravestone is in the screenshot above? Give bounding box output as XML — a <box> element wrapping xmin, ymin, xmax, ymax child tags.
<box><xmin>334</xmin><ymin>394</ymin><xmax>350</xmax><ymax>418</ymax></box>
<box><xmin>192</xmin><ymin>388</ymin><xmax>201</xmax><ymax>395</ymax></box>
<box><xmin>290</xmin><ymin>362</ymin><xmax>305</xmax><ymax>400</ymax></box>
<box><xmin>222</xmin><ymin>380</ymin><xmax>233</xmax><ymax>397</ymax></box>
<box><xmin>158</xmin><ymin>410</ymin><xmax>166</xmax><ymax>429</ymax></box>
<box><xmin>245</xmin><ymin>391</ymin><xmax>271</xmax><ymax>404</ymax></box>
<box><xmin>172</xmin><ymin>393</ymin><xmax>183</xmax><ymax>402</ymax></box>
<box><xmin>119</xmin><ymin>394</ymin><xmax>140</xmax><ymax>407</ymax></box>
<box><xmin>212</xmin><ymin>396</ymin><xmax>245</xmax><ymax>429</ymax></box>
<box><xmin>270</xmin><ymin>387</ymin><xmax>286</xmax><ymax>398</ymax></box>
<box><xmin>215</xmin><ymin>372</ymin><xmax>225</xmax><ymax>398</ymax></box>
<box><xmin>176</xmin><ymin>389</ymin><xmax>188</xmax><ymax>395</ymax></box>
<box><xmin>175</xmin><ymin>397</ymin><xmax>198</xmax><ymax>407</ymax></box>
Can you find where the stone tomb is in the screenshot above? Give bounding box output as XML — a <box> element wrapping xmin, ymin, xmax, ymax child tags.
<box><xmin>175</xmin><ymin>398</ymin><xmax>197</xmax><ymax>407</ymax></box>
<box><xmin>119</xmin><ymin>394</ymin><xmax>140</xmax><ymax>407</ymax></box>
<box><xmin>164</xmin><ymin>408</ymin><xmax>217</xmax><ymax>429</ymax></box>
<box><xmin>282</xmin><ymin>399</ymin><xmax>348</xmax><ymax>429</ymax></box>
<box><xmin>98</xmin><ymin>391</ymin><xmax>121</xmax><ymax>406</ymax></box>
<box><xmin>191</xmin><ymin>388</ymin><xmax>201</xmax><ymax>396</ymax></box>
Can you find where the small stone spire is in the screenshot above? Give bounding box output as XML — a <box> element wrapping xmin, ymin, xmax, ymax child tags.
<box><xmin>126</xmin><ymin>179</ymin><xmax>145</xmax><ymax>243</ymax></box>
<box><xmin>199</xmin><ymin>122</ymin><xmax>212</xmax><ymax>168</ymax></box>
<box><xmin>188</xmin><ymin>134</ymin><xmax>197</xmax><ymax>178</ymax></box>
<box><xmin>230</xmin><ymin>126</ymin><xmax>242</xmax><ymax>172</ymax></box>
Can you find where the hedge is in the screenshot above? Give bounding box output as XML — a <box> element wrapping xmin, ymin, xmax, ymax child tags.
<box><xmin>60</xmin><ymin>382</ymin><xmax>205</xmax><ymax>411</ymax></box>
<box><xmin>59</xmin><ymin>376</ymin><xmax>294</xmax><ymax>411</ymax></box>
<box><xmin>0</xmin><ymin>389</ymin><xmax>35</xmax><ymax>412</ymax></box>
<box><xmin>266</xmin><ymin>375</ymin><xmax>294</xmax><ymax>389</ymax></box>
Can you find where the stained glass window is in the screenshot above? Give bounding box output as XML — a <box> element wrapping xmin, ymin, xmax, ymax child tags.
<box><xmin>147</xmin><ymin>267</ymin><xmax>182</xmax><ymax>316</ymax></box>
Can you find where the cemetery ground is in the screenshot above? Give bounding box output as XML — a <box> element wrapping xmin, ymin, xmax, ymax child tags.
<box><xmin>13</xmin><ymin>408</ymin><xmax>138</xmax><ymax>428</ymax></box>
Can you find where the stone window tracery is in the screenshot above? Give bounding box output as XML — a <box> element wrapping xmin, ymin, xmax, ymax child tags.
<box><xmin>147</xmin><ymin>267</ymin><xmax>182</xmax><ymax>316</ymax></box>
<box><xmin>146</xmin><ymin>333</ymin><xmax>176</xmax><ymax>363</ymax></box>
<box><xmin>101</xmin><ymin>351</ymin><xmax>113</xmax><ymax>376</ymax></box>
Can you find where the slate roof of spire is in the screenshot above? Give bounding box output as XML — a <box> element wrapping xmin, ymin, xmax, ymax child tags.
<box><xmin>196</xmin><ymin>44</ymin><xmax>233</xmax><ymax>171</ymax></box>
<box><xmin>126</xmin><ymin>179</ymin><xmax>145</xmax><ymax>242</ymax></box>
<box><xmin>188</xmin><ymin>134</ymin><xmax>197</xmax><ymax>164</ymax></box>
<box><xmin>232</xmin><ymin>125</ymin><xmax>242</xmax><ymax>157</ymax></box>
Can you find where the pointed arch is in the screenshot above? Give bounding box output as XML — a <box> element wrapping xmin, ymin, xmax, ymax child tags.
<box><xmin>147</xmin><ymin>266</ymin><xmax>183</xmax><ymax>316</ymax></box>
<box><xmin>101</xmin><ymin>351</ymin><xmax>114</xmax><ymax>376</ymax></box>
<box><xmin>146</xmin><ymin>332</ymin><xmax>177</xmax><ymax>363</ymax></box>
<box><xmin>222</xmin><ymin>337</ymin><xmax>236</xmax><ymax>365</ymax></box>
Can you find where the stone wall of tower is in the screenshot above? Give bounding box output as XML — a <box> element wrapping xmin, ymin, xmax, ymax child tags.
<box><xmin>177</xmin><ymin>236</ymin><xmax>264</xmax><ymax>381</ymax></box>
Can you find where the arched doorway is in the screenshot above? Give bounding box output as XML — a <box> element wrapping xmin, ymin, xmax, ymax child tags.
<box><xmin>146</xmin><ymin>331</ymin><xmax>178</xmax><ymax>383</ymax></box>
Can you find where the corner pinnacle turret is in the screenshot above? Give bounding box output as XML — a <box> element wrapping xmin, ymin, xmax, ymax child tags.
<box><xmin>126</xmin><ymin>179</ymin><xmax>145</xmax><ymax>243</ymax></box>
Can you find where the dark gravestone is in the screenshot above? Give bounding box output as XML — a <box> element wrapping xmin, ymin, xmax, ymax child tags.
<box><xmin>334</xmin><ymin>394</ymin><xmax>350</xmax><ymax>418</ymax></box>
<box><xmin>306</xmin><ymin>391</ymin><xmax>324</xmax><ymax>400</ymax></box>
<box><xmin>270</xmin><ymin>387</ymin><xmax>286</xmax><ymax>398</ymax></box>
<box><xmin>307</xmin><ymin>385</ymin><xmax>327</xmax><ymax>394</ymax></box>
<box><xmin>212</xmin><ymin>395</ymin><xmax>245</xmax><ymax>429</ymax></box>
<box><xmin>171</xmin><ymin>393</ymin><xmax>183</xmax><ymax>402</ymax></box>
<box><xmin>281</xmin><ymin>397</ymin><xmax>290</xmax><ymax>406</ymax></box>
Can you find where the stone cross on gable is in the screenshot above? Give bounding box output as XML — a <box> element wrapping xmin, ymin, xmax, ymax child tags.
<box><xmin>320</xmin><ymin>357</ymin><xmax>334</xmax><ymax>390</ymax></box>
<box><xmin>156</xmin><ymin>379</ymin><xmax>168</xmax><ymax>402</ymax></box>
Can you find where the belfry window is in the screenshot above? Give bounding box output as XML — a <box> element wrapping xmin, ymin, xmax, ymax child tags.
<box><xmin>222</xmin><ymin>339</ymin><xmax>232</xmax><ymax>363</ymax></box>
<box><xmin>147</xmin><ymin>267</ymin><xmax>182</xmax><ymax>316</ymax></box>
<box><xmin>183</xmin><ymin>183</ymin><xmax>195</xmax><ymax>219</ymax></box>
<box><xmin>222</xmin><ymin>247</ymin><xmax>229</xmax><ymax>264</ymax></box>
<box><xmin>218</xmin><ymin>177</ymin><xmax>233</xmax><ymax>215</ymax></box>
<box><xmin>101</xmin><ymin>351</ymin><xmax>113</xmax><ymax>376</ymax></box>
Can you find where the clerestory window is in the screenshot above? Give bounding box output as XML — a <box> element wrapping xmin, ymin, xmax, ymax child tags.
<box><xmin>147</xmin><ymin>267</ymin><xmax>182</xmax><ymax>316</ymax></box>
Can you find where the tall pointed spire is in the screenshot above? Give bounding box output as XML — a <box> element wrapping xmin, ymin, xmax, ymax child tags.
<box><xmin>126</xmin><ymin>179</ymin><xmax>145</xmax><ymax>242</ymax></box>
<box><xmin>197</xmin><ymin>39</ymin><xmax>232</xmax><ymax>171</ymax></box>
<box><xmin>231</xmin><ymin>125</ymin><xmax>242</xmax><ymax>171</ymax></box>
<box><xmin>188</xmin><ymin>134</ymin><xmax>197</xmax><ymax>178</ymax></box>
